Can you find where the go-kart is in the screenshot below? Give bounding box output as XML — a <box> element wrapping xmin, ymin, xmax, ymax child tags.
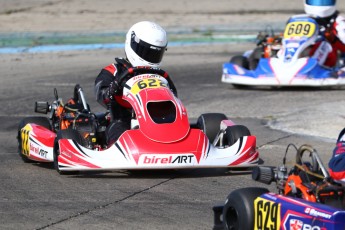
<box><xmin>213</xmin><ymin>144</ymin><xmax>345</xmax><ymax>230</ymax></box>
<box><xmin>17</xmin><ymin>67</ymin><xmax>259</xmax><ymax>174</ymax></box>
<box><xmin>222</xmin><ymin>15</ymin><xmax>345</xmax><ymax>88</ymax></box>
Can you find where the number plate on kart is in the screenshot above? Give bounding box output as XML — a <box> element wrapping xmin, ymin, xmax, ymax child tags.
<box><xmin>21</xmin><ymin>124</ymin><xmax>32</xmax><ymax>156</ymax></box>
<box><xmin>254</xmin><ymin>197</ymin><xmax>281</xmax><ymax>230</ymax></box>
<box><xmin>284</xmin><ymin>21</ymin><xmax>317</xmax><ymax>39</ymax></box>
<box><xmin>130</xmin><ymin>77</ymin><xmax>167</xmax><ymax>95</ymax></box>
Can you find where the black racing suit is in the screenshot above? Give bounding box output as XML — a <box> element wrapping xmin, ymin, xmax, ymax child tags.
<box><xmin>94</xmin><ymin>58</ymin><xmax>177</xmax><ymax>145</ymax></box>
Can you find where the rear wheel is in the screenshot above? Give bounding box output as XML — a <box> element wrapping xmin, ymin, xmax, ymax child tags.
<box><xmin>223</xmin><ymin>187</ymin><xmax>269</xmax><ymax>230</ymax></box>
<box><xmin>225</xmin><ymin>125</ymin><xmax>251</xmax><ymax>146</ymax></box>
<box><xmin>17</xmin><ymin>117</ymin><xmax>52</xmax><ymax>163</ymax></box>
<box><xmin>54</xmin><ymin>129</ymin><xmax>85</xmax><ymax>174</ymax></box>
<box><xmin>196</xmin><ymin>113</ymin><xmax>228</xmax><ymax>143</ymax></box>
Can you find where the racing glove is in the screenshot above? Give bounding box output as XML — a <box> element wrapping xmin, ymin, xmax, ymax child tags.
<box><xmin>108</xmin><ymin>80</ymin><xmax>120</xmax><ymax>100</ymax></box>
<box><xmin>324</xmin><ymin>29</ymin><xmax>337</xmax><ymax>44</ymax></box>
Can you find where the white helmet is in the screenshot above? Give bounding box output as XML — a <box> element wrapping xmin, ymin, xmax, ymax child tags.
<box><xmin>304</xmin><ymin>0</ymin><xmax>336</xmax><ymax>18</ymax></box>
<box><xmin>125</xmin><ymin>21</ymin><xmax>167</xmax><ymax>68</ymax></box>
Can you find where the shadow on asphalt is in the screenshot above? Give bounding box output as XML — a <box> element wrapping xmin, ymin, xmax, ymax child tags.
<box><xmin>30</xmin><ymin>161</ymin><xmax>255</xmax><ymax>179</ymax></box>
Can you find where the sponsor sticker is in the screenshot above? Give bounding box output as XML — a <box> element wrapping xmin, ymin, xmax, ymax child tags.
<box><xmin>304</xmin><ymin>207</ymin><xmax>332</xmax><ymax>219</ymax></box>
<box><xmin>283</xmin><ymin>215</ymin><xmax>325</xmax><ymax>230</ymax></box>
<box><xmin>290</xmin><ymin>219</ymin><xmax>303</xmax><ymax>230</ymax></box>
<box><xmin>138</xmin><ymin>154</ymin><xmax>195</xmax><ymax>166</ymax></box>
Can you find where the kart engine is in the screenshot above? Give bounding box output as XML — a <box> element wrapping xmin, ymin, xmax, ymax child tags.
<box><xmin>252</xmin><ymin>144</ymin><xmax>345</xmax><ymax>209</ymax></box>
<box><xmin>34</xmin><ymin>85</ymin><xmax>108</xmax><ymax>149</ymax></box>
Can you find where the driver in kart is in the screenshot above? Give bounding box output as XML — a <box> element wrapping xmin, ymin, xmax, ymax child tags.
<box><xmin>303</xmin><ymin>0</ymin><xmax>345</xmax><ymax>68</ymax></box>
<box><xmin>94</xmin><ymin>21</ymin><xmax>177</xmax><ymax>146</ymax></box>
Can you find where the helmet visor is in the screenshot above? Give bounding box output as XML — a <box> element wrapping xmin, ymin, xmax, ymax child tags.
<box><xmin>306</xmin><ymin>0</ymin><xmax>336</xmax><ymax>6</ymax></box>
<box><xmin>130</xmin><ymin>32</ymin><xmax>166</xmax><ymax>64</ymax></box>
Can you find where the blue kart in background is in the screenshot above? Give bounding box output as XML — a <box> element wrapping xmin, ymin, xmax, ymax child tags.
<box><xmin>222</xmin><ymin>16</ymin><xmax>345</xmax><ymax>88</ymax></box>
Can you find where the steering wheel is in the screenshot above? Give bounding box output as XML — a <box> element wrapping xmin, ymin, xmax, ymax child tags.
<box><xmin>118</xmin><ymin>66</ymin><xmax>170</xmax><ymax>87</ymax></box>
<box><xmin>296</xmin><ymin>144</ymin><xmax>320</xmax><ymax>174</ymax></box>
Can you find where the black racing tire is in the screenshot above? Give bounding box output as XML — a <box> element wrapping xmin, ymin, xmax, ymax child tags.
<box><xmin>17</xmin><ymin>116</ymin><xmax>52</xmax><ymax>163</ymax></box>
<box><xmin>196</xmin><ymin>113</ymin><xmax>228</xmax><ymax>143</ymax></box>
<box><xmin>229</xmin><ymin>55</ymin><xmax>250</xmax><ymax>89</ymax></box>
<box><xmin>248</xmin><ymin>47</ymin><xmax>263</xmax><ymax>70</ymax></box>
<box><xmin>223</xmin><ymin>187</ymin><xmax>269</xmax><ymax>230</ymax></box>
<box><xmin>230</xmin><ymin>55</ymin><xmax>249</xmax><ymax>69</ymax></box>
<box><xmin>225</xmin><ymin>125</ymin><xmax>251</xmax><ymax>146</ymax></box>
<box><xmin>54</xmin><ymin>129</ymin><xmax>85</xmax><ymax>175</ymax></box>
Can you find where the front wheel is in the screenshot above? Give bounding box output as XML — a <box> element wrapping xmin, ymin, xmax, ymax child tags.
<box><xmin>17</xmin><ymin>116</ymin><xmax>52</xmax><ymax>163</ymax></box>
<box><xmin>230</xmin><ymin>55</ymin><xmax>249</xmax><ymax>69</ymax></box>
<box><xmin>54</xmin><ymin>129</ymin><xmax>85</xmax><ymax>174</ymax></box>
<box><xmin>248</xmin><ymin>47</ymin><xmax>263</xmax><ymax>70</ymax></box>
<box><xmin>196</xmin><ymin>113</ymin><xmax>228</xmax><ymax>143</ymax></box>
<box><xmin>225</xmin><ymin>125</ymin><xmax>251</xmax><ymax>146</ymax></box>
<box><xmin>223</xmin><ymin>187</ymin><xmax>269</xmax><ymax>230</ymax></box>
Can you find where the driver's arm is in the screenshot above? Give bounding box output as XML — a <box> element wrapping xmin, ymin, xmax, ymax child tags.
<box><xmin>95</xmin><ymin>65</ymin><xmax>119</xmax><ymax>108</ymax></box>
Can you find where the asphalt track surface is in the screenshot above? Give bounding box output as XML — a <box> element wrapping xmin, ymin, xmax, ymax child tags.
<box><xmin>1</xmin><ymin>42</ymin><xmax>343</xmax><ymax>230</ymax></box>
<box><xmin>2</xmin><ymin>0</ymin><xmax>345</xmax><ymax>229</ymax></box>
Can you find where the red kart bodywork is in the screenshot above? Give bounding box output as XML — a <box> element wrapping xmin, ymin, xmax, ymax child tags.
<box><xmin>19</xmin><ymin>74</ymin><xmax>259</xmax><ymax>172</ymax></box>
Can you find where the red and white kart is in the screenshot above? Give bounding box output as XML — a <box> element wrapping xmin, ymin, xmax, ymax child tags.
<box><xmin>18</xmin><ymin>67</ymin><xmax>259</xmax><ymax>174</ymax></box>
